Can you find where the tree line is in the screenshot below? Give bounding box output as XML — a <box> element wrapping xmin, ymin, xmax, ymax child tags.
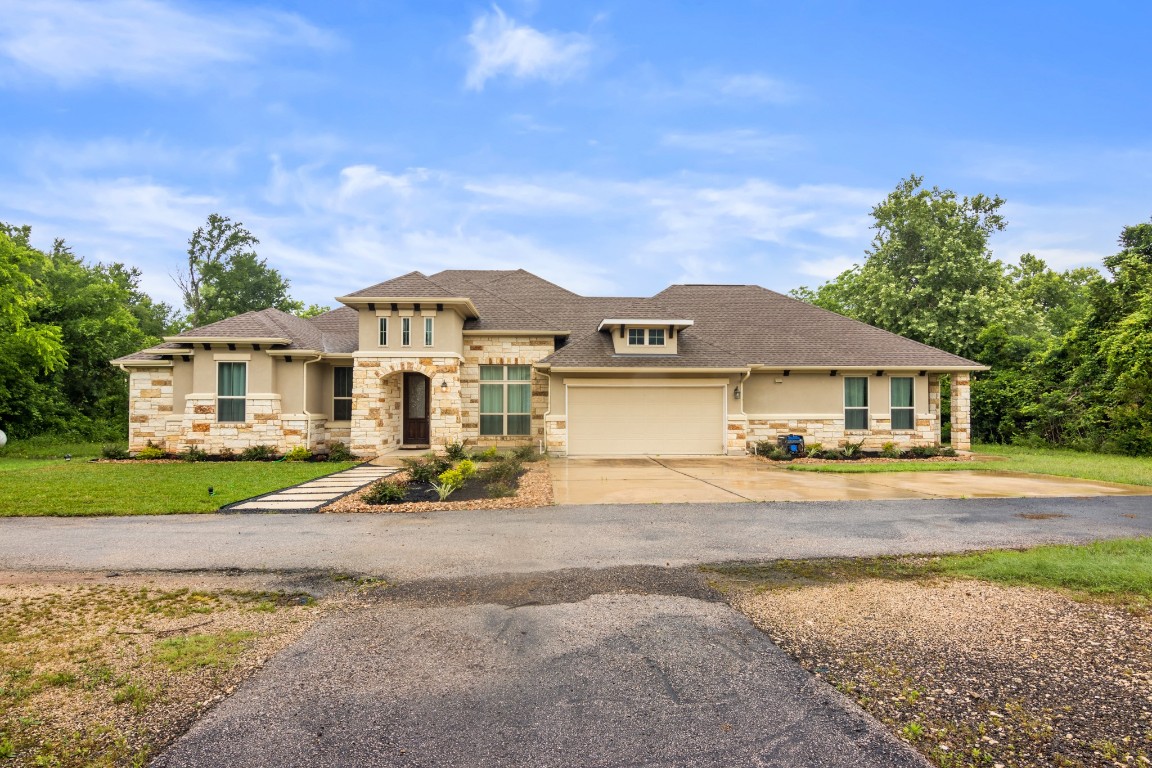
<box><xmin>794</xmin><ymin>175</ymin><xmax>1152</xmax><ymax>455</ymax></box>
<box><xmin>0</xmin><ymin>215</ymin><xmax>320</xmax><ymax>441</ymax></box>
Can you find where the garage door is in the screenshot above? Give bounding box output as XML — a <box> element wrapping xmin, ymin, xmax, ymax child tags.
<box><xmin>567</xmin><ymin>385</ymin><xmax>725</xmax><ymax>456</ymax></box>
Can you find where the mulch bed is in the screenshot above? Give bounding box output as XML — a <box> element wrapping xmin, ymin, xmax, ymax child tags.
<box><xmin>321</xmin><ymin>462</ymin><xmax>554</xmax><ymax>514</ymax></box>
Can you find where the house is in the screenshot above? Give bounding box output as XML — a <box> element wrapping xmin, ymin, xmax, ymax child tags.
<box><xmin>114</xmin><ymin>269</ymin><xmax>986</xmax><ymax>457</ymax></box>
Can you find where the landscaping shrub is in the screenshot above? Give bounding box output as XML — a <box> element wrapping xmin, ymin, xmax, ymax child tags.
<box><xmin>136</xmin><ymin>442</ymin><xmax>164</xmax><ymax>460</ymax></box>
<box><xmin>470</xmin><ymin>446</ymin><xmax>500</xmax><ymax>462</ymax></box>
<box><xmin>512</xmin><ymin>445</ymin><xmax>542</xmax><ymax>462</ymax></box>
<box><xmin>401</xmin><ymin>455</ymin><xmax>450</xmax><ymax>484</ymax></box>
<box><xmin>218</xmin><ymin>447</ymin><xmax>236</xmax><ymax>461</ymax></box>
<box><xmin>938</xmin><ymin>445</ymin><xmax>958</xmax><ymax>457</ymax></box>
<box><xmin>752</xmin><ymin>441</ymin><xmax>774</xmax><ymax>458</ymax></box>
<box><xmin>478</xmin><ymin>456</ymin><xmax>523</xmax><ymax>485</ymax></box>
<box><xmin>806</xmin><ymin>442</ymin><xmax>823</xmax><ymax>456</ymax></box>
<box><xmin>325</xmin><ymin>442</ymin><xmax>355</xmax><ymax>462</ymax></box>
<box><xmin>880</xmin><ymin>441</ymin><xmax>902</xmax><ymax>459</ymax></box>
<box><xmin>908</xmin><ymin>444</ymin><xmax>940</xmax><ymax>459</ymax></box>
<box><xmin>180</xmin><ymin>446</ymin><xmax>209</xmax><ymax>462</ymax></box>
<box><xmin>239</xmin><ymin>445</ymin><xmax>277</xmax><ymax>462</ymax></box>
<box><xmin>362</xmin><ymin>479</ymin><xmax>408</xmax><ymax>505</ymax></box>
<box><xmin>431</xmin><ymin>459</ymin><xmax>476</xmax><ymax>501</ymax></box>
<box><xmin>101</xmin><ymin>444</ymin><xmax>131</xmax><ymax>460</ymax></box>
<box><xmin>839</xmin><ymin>438</ymin><xmax>866</xmax><ymax>460</ymax></box>
<box><xmin>485</xmin><ymin>481</ymin><xmax>516</xmax><ymax>498</ymax></box>
<box><xmin>282</xmin><ymin>446</ymin><xmax>311</xmax><ymax>462</ymax></box>
<box><xmin>444</xmin><ymin>441</ymin><xmax>469</xmax><ymax>461</ymax></box>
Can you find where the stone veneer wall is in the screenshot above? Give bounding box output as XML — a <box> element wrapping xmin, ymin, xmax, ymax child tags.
<box><xmin>461</xmin><ymin>336</ymin><xmax>555</xmax><ymax>448</ymax></box>
<box><xmin>127</xmin><ymin>368</ymin><xmax>175</xmax><ymax>451</ymax></box>
<box><xmin>349</xmin><ymin>356</ymin><xmax>461</xmax><ymax>456</ymax></box>
<box><xmin>128</xmin><ymin>367</ymin><xmax>338</xmax><ymax>454</ymax></box>
<box><xmin>742</xmin><ymin>373</ymin><xmax>945</xmax><ymax>452</ymax></box>
<box><xmin>951</xmin><ymin>372</ymin><xmax>972</xmax><ymax>450</ymax></box>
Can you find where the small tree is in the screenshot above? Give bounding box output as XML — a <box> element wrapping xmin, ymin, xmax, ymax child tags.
<box><xmin>175</xmin><ymin>214</ymin><xmax>301</xmax><ymax>329</ymax></box>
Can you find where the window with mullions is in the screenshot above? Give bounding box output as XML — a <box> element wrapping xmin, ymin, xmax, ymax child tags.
<box><xmin>628</xmin><ymin>328</ymin><xmax>645</xmax><ymax>345</ymax></box>
<box><xmin>479</xmin><ymin>365</ymin><xmax>531</xmax><ymax>435</ymax></box>
<box><xmin>333</xmin><ymin>367</ymin><xmax>353</xmax><ymax>421</ymax></box>
<box><xmin>378</xmin><ymin>317</ymin><xmax>388</xmax><ymax>346</ymax></box>
<box><xmin>217</xmin><ymin>362</ymin><xmax>246</xmax><ymax>422</ymax></box>
<box><xmin>648</xmin><ymin>328</ymin><xmax>665</xmax><ymax>346</ymax></box>
<box><xmin>401</xmin><ymin>317</ymin><xmax>411</xmax><ymax>346</ymax></box>
<box><xmin>890</xmin><ymin>377</ymin><xmax>915</xmax><ymax>430</ymax></box>
<box><xmin>424</xmin><ymin>316</ymin><xmax>434</xmax><ymax>346</ymax></box>
<box><xmin>844</xmin><ymin>376</ymin><xmax>869</xmax><ymax>430</ymax></box>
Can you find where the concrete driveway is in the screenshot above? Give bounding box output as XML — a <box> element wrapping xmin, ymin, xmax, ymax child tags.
<box><xmin>550</xmin><ymin>456</ymin><xmax>1152</xmax><ymax>505</ymax></box>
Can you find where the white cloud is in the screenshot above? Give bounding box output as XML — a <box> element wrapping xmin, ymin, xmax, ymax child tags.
<box><xmin>714</xmin><ymin>73</ymin><xmax>798</xmax><ymax>103</ymax></box>
<box><xmin>464</xmin><ymin>5</ymin><xmax>592</xmax><ymax>90</ymax></box>
<box><xmin>0</xmin><ymin>0</ymin><xmax>333</xmax><ymax>87</ymax></box>
<box><xmin>662</xmin><ymin>129</ymin><xmax>802</xmax><ymax>156</ymax></box>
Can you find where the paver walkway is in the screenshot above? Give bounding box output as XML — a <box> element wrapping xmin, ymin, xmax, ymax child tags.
<box><xmin>222</xmin><ymin>464</ymin><xmax>399</xmax><ymax>513</ymax></box>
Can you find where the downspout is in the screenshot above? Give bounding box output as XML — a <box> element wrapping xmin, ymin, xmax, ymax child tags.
<box><xmin>538</xmin><ymin>368</ymin><xmax>551</xmax><ymax>455</ymax></box>
<box><xmin>302</xmin><ymin>354</ymin><xmax>323</xmax><ymax>449</ymax></box>
<box><xmin>738</xmin><ymin>368</ymin><xmax>752</xmax><ymax>455</ymax></box>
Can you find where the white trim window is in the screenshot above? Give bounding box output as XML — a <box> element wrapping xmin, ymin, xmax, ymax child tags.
<box><xmin>333</xmin><ymin>367</ymin><xmax>353</xmax><ymax>421</ymax></box>
<box><xmin>479</xmin><ymin>365</ymin><xmax>531</xmax><ymax>436</ymax></box>
<box><xmin>647</xmin><ymin>328</ymin><xmax>665</xmax><ymax>346</ymax></box>
<box><xmin>217</xmin><ymin>362</ymin><xmax>247</xmax><ymax>422</ymax></box>
<box><xmin>628</xmin><ymin>328</ymin><xmax>645</xmax><ymax>345</ymax></box>
<box><xmin>424</xmin><ymin>316</ymin><xmax>434</xmax><ymax>346</ymax></box>
<box><xmin>378</xmin><ymin>317</ymin><xmax>388</xmax><ymax>346</ymax></box>
<box><xmin>844</xmin><ymin>376</ymin><xmax>869</xmax><ymax>430</ymax></box>
<box><xmin>401</xmin><ymin>317</ymin><xmax>411</xmax><ymax>346</ymax></box>
<box><xmin>890</xmin><ymin>377</ymin><xmax>915</xmax><ymax>430</ymax></box>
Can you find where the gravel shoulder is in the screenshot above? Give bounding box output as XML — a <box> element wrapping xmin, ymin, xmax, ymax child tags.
<box><xmin>729</xmin><ymin>577</ymin><xmax>1152</xmax><ymax>767</ymax></box>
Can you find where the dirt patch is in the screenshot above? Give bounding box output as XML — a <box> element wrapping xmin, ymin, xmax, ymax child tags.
<box><xmin>0</xmin><ymin>570</ymin><xmax>347</xmax><ymax>766</ymax></box>
<box><xmin>1016</xmin><ymin>512</ymin><xmax>1072</xmax><ymax>520</ymax></box>
<box><xmin>729</xmin><ymin>578</ymin><xmax>1152</xmax><ymax>767</ymax></box>
<box><xmin>321</xmin><ymin>462</ymin><xmax>553</xmax><ymax>513</ymax></box>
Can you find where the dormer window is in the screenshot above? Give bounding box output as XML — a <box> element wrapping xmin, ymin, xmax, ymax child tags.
<box><xmin>628</xmin><ymin>328</ymin><xmax>645</xmax><ymax>345</ymax></box>
<box><xmin>648</xmin><ymin>328</ymin><xmax>665</xmax><ymax>346</ymax></box>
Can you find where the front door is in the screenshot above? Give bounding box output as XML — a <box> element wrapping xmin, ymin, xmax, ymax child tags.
<box><xmin>403</xmin><ymin>373</ymin><xmax>430</xmax><ymax>445</ymax></box>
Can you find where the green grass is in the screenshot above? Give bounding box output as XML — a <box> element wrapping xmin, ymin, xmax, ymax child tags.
<box><xmin>0</xmin><ymin>438</ymin><xmax>105</xmax><ymax>460</ymax></box>
<box><xmin>0</xmin><ymin>460</ymin><xmax>357</xmax><ymax>516</ymax></box>
<box><xmin>941</xmin><ymin>537</ymin><xmax>1152</xmax><ymax>598</ymax></box>
<box><xmin>705</xmin><ymin>537</ymin><xmax>1152</xmax><ymax>604</ymax></box>
<box><xmin>786</xmin><ymin>443</ymin><xmax>1152</xmax><ymax>486</ymax></box>
<box><xmin>152</xmin><ymin>631</ymin><xmax>258</xmax><ymax>671</ymax></box>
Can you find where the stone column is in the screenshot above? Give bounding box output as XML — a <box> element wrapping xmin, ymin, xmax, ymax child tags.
<box><xmin>951</xmin><ymin>372</ymin><xmax>972</xmax><ymax>451</ymax></box>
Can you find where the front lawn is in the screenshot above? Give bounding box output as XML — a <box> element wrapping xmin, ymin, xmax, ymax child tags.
<box><xmin>0</xmin><ymin>460</ymin><xmax>358</xmax><ymax>516</ymax></box>
<box><xmin>787</xmin><ymin>443</ymin><xmax>1152</xmax><ymax>486</ymax></box>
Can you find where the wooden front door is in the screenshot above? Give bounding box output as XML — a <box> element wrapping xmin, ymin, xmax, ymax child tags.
<box><xmin>403</xmin><ymin>373</ymin><xmax>430</xmax><ymax>445</ymax></box>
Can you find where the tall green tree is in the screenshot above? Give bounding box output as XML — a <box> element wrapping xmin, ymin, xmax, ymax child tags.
<box><xmin>794</xmin><ymin>175</ymin><xmax>1014</xmax><ymax>359</ymax></box>
<box><xmin>176</xmin><ymin>214</ymin><xmax>300</xmax><ymax>329</ymax></box>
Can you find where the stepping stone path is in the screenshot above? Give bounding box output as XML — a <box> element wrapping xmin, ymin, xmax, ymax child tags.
<box><xmin>222</xmin><ymin>464</ymin><xmax>400</xmax><ymax>513</ymax></box>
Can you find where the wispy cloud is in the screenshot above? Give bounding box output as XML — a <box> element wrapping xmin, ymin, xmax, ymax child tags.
<box><xmin>662</xmin><ymin>129</ymin><xmax>803</xmax><ymax>156</ymax></box>
<box><xmin>0</xmin><ymin>0</ymin><xmax>334</xmax><ymax>88</ymax></box>
<box><xmin>464</xmin><ymin>4</ymin><xmax>592</xmax><ymax>90</ymax></box>
<box><xmin>713</xmin><ymin>73</ymin><xmax>798</xmax><ymax>103</ymax></box>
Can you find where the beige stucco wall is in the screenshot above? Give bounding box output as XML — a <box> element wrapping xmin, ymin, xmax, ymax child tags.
<box><xmin>743</xmin><ymin>371</ymin><xmax>929</xmax><ymax>419</ymax></box>
<box><xmin>357</xmin><ymin>307</ymin><xmax>466</xmax><ymax>357</ymax></box>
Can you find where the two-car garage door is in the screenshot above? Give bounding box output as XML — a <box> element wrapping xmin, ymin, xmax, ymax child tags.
<box><xmin>566</xmin><ymin>384</ymin><xmax>726</xmax><ymax>456</ymax></box>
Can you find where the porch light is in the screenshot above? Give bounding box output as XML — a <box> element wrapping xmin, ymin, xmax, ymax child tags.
<box><xmin>440</xmin><ymin>379</ymin><xmax>448</xmax><ymax>392</ymax></box>
<box><xmin>734</xmin><ymin>386</ymin><xmax>741</xmax><ymax>400</ymax></box>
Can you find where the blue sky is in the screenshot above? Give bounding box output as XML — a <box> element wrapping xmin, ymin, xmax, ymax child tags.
<box><xmin>2</xmin><ymin>1</ymin><xmax>1150</xmax><ymax>309</ymax></box>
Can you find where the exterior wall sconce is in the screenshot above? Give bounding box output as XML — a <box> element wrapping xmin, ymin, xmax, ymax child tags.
<box><xmin>734</xmin><ymin>386</ymin><xmax>741</xmax><ymax>400</ymax></box>
<box><xmin>439</xmin><ymin>379</ymin><xmax>448</xmax><ymax>392</ymax></box>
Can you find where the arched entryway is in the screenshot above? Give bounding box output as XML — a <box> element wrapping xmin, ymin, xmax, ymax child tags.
<box><xmin>402</xmin><ymin>372</ymin><xmax>430</xmax><ymax>447</ymax></box>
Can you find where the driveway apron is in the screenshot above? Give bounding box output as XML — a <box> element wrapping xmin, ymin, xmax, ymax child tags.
<box><xmin>153</xmin><ymin>585</ymin><xmax>928</xmax><ymax>768</ymax></box>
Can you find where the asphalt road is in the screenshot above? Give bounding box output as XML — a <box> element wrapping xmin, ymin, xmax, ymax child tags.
<box><xmin>153</xmin><ymin>568</ymin><xmax>929</xmax><ymax>768</ymax></box>
<box><xmin>1</xmin><ymin>497</ymin><xmax>1149</xmax><ymax>580</ymax></box>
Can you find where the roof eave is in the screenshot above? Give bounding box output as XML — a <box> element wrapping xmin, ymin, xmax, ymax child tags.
<box><xmin>163</xmin><ymin>336</ymin><xmax>291</xmax><ymax>345</ymax></box>
<box><xmin>462</xmin><ymin>329</ymin><xmax>570</xmax><ymax>337</ymax></box>
<box><xmin>334</xmin><ymin>296</ymin><xmax>480</xmax><ymax>319</ymax></box>
<box><xmin>747</xmin><ymin>364</ymin><xmax>990</xmax><ymax>372</ymax></box>
<box><xmin>536</xmin><ymin>364</ymin><xmax>750</xmax><ymax>374</ymax></box>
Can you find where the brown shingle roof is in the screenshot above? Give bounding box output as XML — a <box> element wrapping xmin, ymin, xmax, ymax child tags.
<box><xmin>343</xmin><ymin>271</ymin><xmax>459</xmax><ymax>298</ymax></box>
<box><xmin>117</xmin><ymin>270</ymin><xmax>984</xmax><ymax>370</ymax></box>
